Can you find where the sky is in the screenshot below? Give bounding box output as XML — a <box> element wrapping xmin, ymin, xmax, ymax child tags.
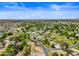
<box><xmin>0</xmin><ymin>2</ymin><xmax>79</xmax><ymax>19</ymax></box>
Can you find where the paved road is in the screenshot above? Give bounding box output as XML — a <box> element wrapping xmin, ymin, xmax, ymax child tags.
<box><xmin>69</xmin><ymin>42</ymin><xmax>79</xmax><ymax>48</ymax></box>
<box><xmin>32</xmin><ymin>38</ymin><xmax>79</xmax><ymax>56</ymax></box>
<box><xmin>32</xmin><ymin>39</ymin><xmax>49</xmax><ymax>56</ymax></box>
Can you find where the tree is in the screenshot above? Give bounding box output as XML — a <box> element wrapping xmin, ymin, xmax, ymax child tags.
<box><xmin>60</xmin><ymin>53</ymin><xmax>64</xmax><ymax>56</ymax></box>
<box><xmin>1</xmin><ymin>44</ymin><xmax>16</xmax><ymax>56</ymax></box>
<box><xmin>60</xmin><ymin>41</ymin><xmax>69</xmax><ymax>51</ymax></box>
<box><xmin>7</xmin><ymin>32</ymin><xmax>13</xmax><ymax>36</ymax></box>
<box><xmin>52</xmin><ymin>52</ymin><xmax>59</xmax><ymax>56</ymax></box>
<box><xmin>51</xmin><ymin>43</ymin><xmax>55</xmax><ymax>48</ymax></box>
<box><xmin>66</xmin><ymin>49</ymin><xmax>74</xmax><ymax>56</ymax></box>
<box><xmin>0</xmin><ymin>32</ymin><xmax>8</xmax><ymax>40</ymax></box>
<box><xmin>44</xmin><ymin>38</ymin><xmax>50</xmax><ymax>45</ymax></box>
<box><xmin>22</xmin><ymin>45</ymin><xmax>31</xmax><ymax>56</ymax></box>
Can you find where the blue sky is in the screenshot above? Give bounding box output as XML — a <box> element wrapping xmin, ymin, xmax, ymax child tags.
<box><xmin>0</xmin><ymin>2</ymin><xmax>79</xmax><ymax>19</ymax></box>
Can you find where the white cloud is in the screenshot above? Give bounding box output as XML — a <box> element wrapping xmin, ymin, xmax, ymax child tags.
<box><xmin>2</xmin><ymin>2</ymin><xmax>28</xmax><ymax>10</ymax></box>
<box><xmin>51</xmin><ymin>4</ymin><xmax>62</xmax><ymax>11</ymax></box>
<box><xmin>0</xmin><ymin>3</ymin><xmax>79</xmax><ymax>19</ymax></box>
<box><xmin>51</xmin><ymin>3</ymin><xmax>79</xmax><ymax>11</ymax></box>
